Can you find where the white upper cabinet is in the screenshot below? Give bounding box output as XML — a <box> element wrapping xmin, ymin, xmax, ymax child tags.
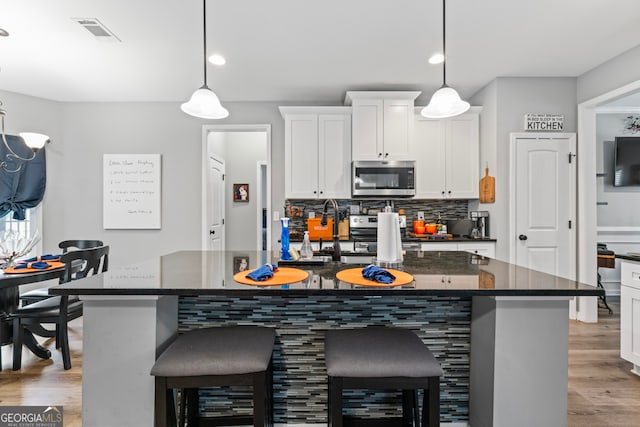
<box><xmin>346</xmin><ymin>91</ymin><xmax>420</xmax><ymax>161</ymax></box>
<box><xmin>414</xmin><ymin>108</ymin><xmax>480</xmax><ymax>199</ymax></box>
<box><xmin>280</xmin><ymin>107</ymin><xmax>351</xmax><ymax>199</ymax></box>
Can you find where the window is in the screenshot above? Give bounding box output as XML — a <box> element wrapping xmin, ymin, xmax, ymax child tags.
<box><xmin>0</xmin><ymin>206</ymin><xmax>43</xmax><ymax>257</ymax></box>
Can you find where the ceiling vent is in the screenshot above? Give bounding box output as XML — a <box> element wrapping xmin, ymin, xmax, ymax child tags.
<box><xmin>73</xmin><ymin>18</ymin><xmax>121</xmax><ymax>42</ymax></box>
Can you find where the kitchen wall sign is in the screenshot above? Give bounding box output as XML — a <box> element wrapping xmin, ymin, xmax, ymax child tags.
<box><xmin>524</xmin><ymin>113</ymin><xmax>564</xmax><ymax>131</ymax></box>
<box><xmin>103</xmin><ymin>154</ymin><xmax>161</xmax><ymax>229</ymax></box>
<box><xmin>233</xmin><ymin>183</ymin><xmax>249</xmax><ymax>202</ymax></box>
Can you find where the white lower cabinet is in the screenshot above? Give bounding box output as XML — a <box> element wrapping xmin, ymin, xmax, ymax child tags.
<box><xmin>414</xmin><ymin>274</ymin><xmax>478</xmax><ymax>289</ymax></box>
<box><xmin>621</xmin><ymin>261</ymin><xmax>640</xmax><ymax>375</ymax></box>
<box><xmin>420</xmin><ymin>241</ymin><xmax>495</xmax><ymax>258</ymax></box>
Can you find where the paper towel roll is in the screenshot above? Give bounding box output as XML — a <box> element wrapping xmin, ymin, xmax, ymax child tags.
<box><xmin>377</xmin><ymin>212</ymin><xmax>403</xmax><ymax>263</ymax></box>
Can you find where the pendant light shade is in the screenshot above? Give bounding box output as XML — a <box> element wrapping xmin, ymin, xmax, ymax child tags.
<box><xmin>19</xmin><ymin>132</ymin><xmax>50</xmax><ymax>151</ymax></box>
<box><xmin>421</xmin><ymin>86</ymin><xmax>469</xmax><ymax>119</ymax></box>
<box><xmin>182</xmin><ymin>0</ymin><xmax>228</xmax><ymax>120</ymax></box>
<box><xmin>421</xmin><ymin>0</ymin><xmax>469</xmax><ymax>119</ymax></box>
<box><xmin>181</xmin><ymin>86</ymin><xmax>228</xmax><ymax>119</ymax></box>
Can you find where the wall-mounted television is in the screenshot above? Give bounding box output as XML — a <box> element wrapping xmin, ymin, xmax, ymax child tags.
<box><xmin>614</xmin><ymin>136</ymin><xmax>640</xmax><ymax>187</ymax></box>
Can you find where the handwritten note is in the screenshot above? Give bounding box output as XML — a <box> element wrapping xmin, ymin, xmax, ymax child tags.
<box><xmin>103</xmin><ymin>154</ymin><xmax>161</xmax><ymax>229</ymax></box>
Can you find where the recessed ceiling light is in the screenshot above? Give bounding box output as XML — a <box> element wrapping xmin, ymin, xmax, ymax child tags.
<box><xmin>208</xmin><ymin>54</ymin><xmax>226</xmax><ymax>66</ymax></box>
<box><xmin>0</xmin><ymin>28</ymin><xmax>9</xmax><ymax>37</ymax></box>
<box><xmin>428</xmin><ymin>53</ymin><xmax>444</xmax><ymax>64</ymax></box>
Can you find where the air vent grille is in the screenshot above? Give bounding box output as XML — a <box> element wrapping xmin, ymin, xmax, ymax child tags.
<box><xmin>73</xmin><ymin>18</ymin><xmax>121</xmax><ymax>42</ymax></box>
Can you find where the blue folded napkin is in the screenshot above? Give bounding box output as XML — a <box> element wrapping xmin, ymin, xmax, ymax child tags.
<box><xmin>247</xmin><ymin>264</ymin><xmax>278</xmax><ymax>281</ymax></box>
<box><xmin>14</xmin><ymin>261</ymin><xmax>50</xmax><ymax>270</ymax></box>
<box><xmin>362</xmin><ymin>264</ymin><xmax>396</xmax><ymax>284</ymax></box>
<box><xmin>22</xmin><ymin>254</ymin><xmax>61</xmax><ymax>262</ymax></box>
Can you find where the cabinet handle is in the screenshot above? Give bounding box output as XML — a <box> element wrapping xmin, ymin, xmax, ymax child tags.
<box><xmin>378</xmin><ymin>153</ymin><xmax>382</xmax><ymax>157</ymax></box>
<box><xmin>385</xmin><ymin>153</ymin><xmax>389</xmax><ymax>157</ymax></box>
<box><xmin>448</xmin><ymin>190</ymin><xmax>452</xmax><ymax>195</ymax></box>
<box><xmin>313</xmin><ymin>191</ymin><xmax>317</xmax><ymax>194</ymax></box>
<box><xmin>442</xmin><ymin>191</ymin><xmax>445</xmax><ymax>196</ymax></box>
<box><xmin>448</xmin><ymin>278</ymin><xmax>451</xmax><ymax>284</ymax></box>
<box><xmin>320</xmin><ymin>191</ymin><xmax>323</xmax><ymax>194</ymax></box>
<box><xmin>441</xmin><ymin>277</ymin><xmax>445</xmax><ymax>283</ymax></box>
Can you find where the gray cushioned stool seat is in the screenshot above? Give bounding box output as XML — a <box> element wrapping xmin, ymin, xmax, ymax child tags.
<box><xmin>325</xmin><ymin>327</ymin><xmax>442</xmax><ymax>427</ymax></box>
<box><xmin>151</xmin><ymin>325</ymin><xmax>276</xmax><ymax>427</ymax></box>
<box><xmin>151</xmin><ymin>326</ymin><xmax>276</xmax><ymax>377</ymax></box>
<box><xmin>325</xmin><ymin>327</ymin><xmax>443</xmax><ymax>378</ymax></box>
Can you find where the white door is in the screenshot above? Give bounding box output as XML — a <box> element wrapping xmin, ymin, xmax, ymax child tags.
<box><xmin>207</xmin><ymin>155</ymin><xmax>225</xmax><ymax>251</ymax></box>
<box><xmin>514</xmin><ymin>133</ymin><xmax>576</xmax><ymax>279</ymax></box>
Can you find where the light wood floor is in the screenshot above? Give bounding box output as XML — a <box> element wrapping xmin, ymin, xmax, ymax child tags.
<box><xmin>1</xmin><ymin>301</ymin><xmax>639</xmax><ymax>426</ymax></box>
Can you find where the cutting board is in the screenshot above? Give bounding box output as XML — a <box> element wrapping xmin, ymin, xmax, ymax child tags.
<box><xmin>479</xmin><ymin>167</ymin><xmax>495</xmax><ymax>203</ymax></box>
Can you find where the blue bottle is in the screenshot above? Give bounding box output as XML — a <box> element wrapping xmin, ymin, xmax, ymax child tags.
<box><xmin>280</xmin><ymin>217</ymin><xmax>291</xmax><ymax>260</ymax></box>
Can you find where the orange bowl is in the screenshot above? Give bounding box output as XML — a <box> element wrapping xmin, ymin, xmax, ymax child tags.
<box><xmin>415</xmin><ymin>226</ymin><xmax>426</xmax><ymax>234</ymax></box>
<box><xmin>413</xmin><ymin>220</ymin><xmax>425</xmax><ymax>233</ymax></box>
<box><xmin>425</xmin><ymin>224</ymin><xmax>437</xmax><ymax>234</ymax></box>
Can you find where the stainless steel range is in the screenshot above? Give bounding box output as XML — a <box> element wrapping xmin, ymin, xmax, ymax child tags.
<box><xmin>349</xmin><ymin>214</ymin><xmax>407</xmax><ymax>252</ymax></box>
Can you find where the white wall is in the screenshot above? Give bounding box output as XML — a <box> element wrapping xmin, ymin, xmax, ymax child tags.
<box><xmin>58</xmin><ymin>101</ymin><xmax>288</xmax><ymax>266</ymax></box>
<box><xmin>469</xmin><ymin>77</ymin><xmax>577</xmax><ymax>262</ymax></box>
<box><xmin>578</xmin><ymin>45</ymin><xmax>640</xmax><ymax>103</ymax></box>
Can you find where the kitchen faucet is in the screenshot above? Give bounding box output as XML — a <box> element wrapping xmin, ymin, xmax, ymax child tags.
<box><xmin>320</xmin><ymin>199</ymin><xmax>341</xmax><ymax>262</ymax></box>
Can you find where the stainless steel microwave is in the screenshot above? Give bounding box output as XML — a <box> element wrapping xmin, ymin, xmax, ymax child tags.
<box><xmin>352</xmin><ymin>160</ymin><xmax>416</xmax><ymax>197</ymax></box>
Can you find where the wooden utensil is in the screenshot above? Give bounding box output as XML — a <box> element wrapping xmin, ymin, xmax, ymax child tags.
<box><xmin>480</xmin><ymin>166</ymin><xmax>495</xmax><ymax>203</ymax></box>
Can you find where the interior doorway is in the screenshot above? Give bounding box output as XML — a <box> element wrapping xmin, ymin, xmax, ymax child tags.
<box><xmin>578</xmin><ymin>79</ymin><xmax>640</xmax><ymax>322</ymax></box>
<box><xmin>202</xmin><ymin>125</ymin><xmax>271</xmax><ymax>253</ymax></box>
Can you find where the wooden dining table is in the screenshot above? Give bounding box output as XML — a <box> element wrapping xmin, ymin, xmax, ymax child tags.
<box><xmin>0</xmin><ymin>265</ymin><xmax>69</xmax><ymax>361</ymax></box>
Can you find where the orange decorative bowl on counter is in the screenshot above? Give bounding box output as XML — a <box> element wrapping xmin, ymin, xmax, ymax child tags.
<box><xmin>425</xmin><ymin>223</ymin><xmax>437</xmax><ymax>234</ymax></box>
<box><xmin>415</xmin><ymin>226</ymin><xmax>426</xmax><ymax>235</ymax></box>
<box><xmin>413</xmin><ymin>220</ymin><xmax>424</xmax><ymax>233</ymax></box>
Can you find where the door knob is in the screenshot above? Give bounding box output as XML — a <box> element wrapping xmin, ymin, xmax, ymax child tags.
<box><xmin>518</xmin><ymin>234</ymin><xmax>528</xmax><ymax>241</ymax></box>
<box><xmin>210</xmin><ymin>230</ymin><xmax>215</xmax><ymax>235</ymax></box>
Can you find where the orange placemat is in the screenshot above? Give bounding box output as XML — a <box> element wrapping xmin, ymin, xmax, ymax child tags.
<box><xmin>234</xmin><ymin>267</ymin><xmax>309</xmax><ymax>287</ymax></box>
<box><xmin>336</xmin><ymin>268</ymin><xmax>414</xmax><ymax>287</ymax></box>
<box><xmin>3</xmin><ymin>261</ymin><xmax>65</xmax><ymax>274</ymax></box>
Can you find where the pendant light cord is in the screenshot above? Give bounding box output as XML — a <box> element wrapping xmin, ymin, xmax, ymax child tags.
<box><xmin>202</xmin><ymin>0</ymin><xmax>208</xmax><ymax>87</ymax></box>
<box><xmin>442</xmin><ymin>0</ymin><xmax>447</xmax><ymax>87</ymax></box>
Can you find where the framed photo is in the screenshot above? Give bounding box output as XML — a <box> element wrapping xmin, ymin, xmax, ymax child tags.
<box><xmin>233</xmin><ymin>256</ymin><xmax>250</xmax><ymax>274</ymax></box>
<box><xmin>233</xmin><ymin>183</ymin><xmax>249</xmax><ymax>202</ymax></box>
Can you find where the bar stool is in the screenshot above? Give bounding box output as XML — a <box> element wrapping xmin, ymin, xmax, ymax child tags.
<box><xmin>325</xmin><ymin>327</ymin><xmax>443</xmax><ymax>427</ymax></box>
<box><xmin>150</xmin><ymin>325</ymin><xmax>276</xmax><ymax>427</ymax></box>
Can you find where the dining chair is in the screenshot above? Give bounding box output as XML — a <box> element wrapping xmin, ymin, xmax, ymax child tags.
<box><xmin>11</xmin><ymin>245</ymin><xmax>109</xmax><ymax>370</ymax></box>
<box><xmin>20</xmin><ymin>239</ymin><xmax>104</xmax><ymax>306</ymax></box>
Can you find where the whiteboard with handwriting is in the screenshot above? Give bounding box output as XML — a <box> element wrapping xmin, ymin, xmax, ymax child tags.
<box><xmin>103</xmin><ymin>154</ymin><xmax>161</xmax><ymax>229</ymax></box>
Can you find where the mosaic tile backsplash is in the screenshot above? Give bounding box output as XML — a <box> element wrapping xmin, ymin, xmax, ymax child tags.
<box><xmin>178</xmin><ymin>295</ymin><xmax>471</xmax><ymax>424</ymax></box>
<box><xmin>284</xmin><ymin>199</ymin><xmax>470</xmax><ymax>239</ymax></box>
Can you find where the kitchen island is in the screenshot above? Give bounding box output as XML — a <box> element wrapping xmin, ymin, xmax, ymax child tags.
<box><xmin>50</xmin><ymin>250</ymin><xmax>601</xmax><ymax>427</ymax></box>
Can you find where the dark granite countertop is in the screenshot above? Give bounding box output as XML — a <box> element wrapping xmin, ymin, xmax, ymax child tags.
<box><xmin>49</xmin><ymin>250</ymin><xmax>602</xmax><ymax>297</ymax></box>
<box><xmin>615</xmin><ymin>253</ymin><xmax>640</xmax><ymax>262</ymax></box>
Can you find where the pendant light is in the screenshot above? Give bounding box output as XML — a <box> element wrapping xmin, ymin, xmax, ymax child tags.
<box><xmin>0</xmin><ymin>101</ymin><xmax>49</xmax><ymax>173</ymax></box>
<box><xmin>181</xmin><ymin>0</ymin><xmax>229</xmax><ymax>119</ymax></box>
<box><xmin>421</xmin><ymin>0</ymin><xmax>470</xmax><ymax>119</ymax></box>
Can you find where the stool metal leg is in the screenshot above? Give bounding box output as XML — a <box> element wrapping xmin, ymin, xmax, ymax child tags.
<box><xmin>328</xmin><ymin>376</ymin><xmax>343</xmax><ymax>427</ymax></box>
<box><xmin>253</xmin><ymin>371</ymin><xmax>266</xmax><ymax>427</ymax></box>
<box><xmin>423</xmin><ymin>377</ymin><xmax>440</xmax><ymax>427</ymax></box>
<box><xmin>155</xmin><ymin>377</ymin><xmax>167</xmax><ymax>427</ymax></box>
<box><xmin>402</xmin><ymin>390</ymin><xmax>413</xmax><ymax>426</ymax></box>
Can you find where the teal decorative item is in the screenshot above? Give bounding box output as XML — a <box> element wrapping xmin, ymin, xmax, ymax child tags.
<box><xmin>280</xmin><ymin>217</ymin><xmax>291</xmax><ymax>260</ymax></box>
